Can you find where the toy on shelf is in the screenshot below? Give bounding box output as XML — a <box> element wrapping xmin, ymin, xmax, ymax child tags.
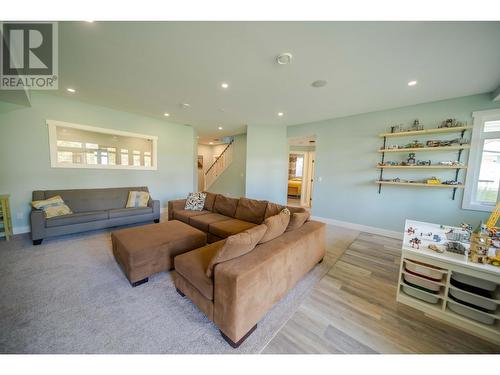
<box><xmin>445</xmin><ymin>241</ymin><xmax>467</xmax><ymax>255</ymax></box>
<box><xmin>410</xmin><ymin>237</ymin><xmax>421</xmax><ymax>249</ymax></box>
<box><xmin>426</xmin><ymin>177</ymin><xmax>441</xmax><ymax>185</ymax></box>
<box><xmin>442</xmin><ymin>180</ymin><xmax>460</xmax><ymax>185</ymax></box>
<box><xmin>438</xmin><ymin>118</ymin><xmax>467</xmax><ymax>128</ymax></box>
<box><xmin>428</xmin><ymin>244</ymin><xmax>444</xmax><ymax>253</ymax></box>
<box><xmin>438</xmin><ymin>161</ymin><xmax>464</xmax><ymax>166</ymax></box>
<box><xmin>417</xmin><ymin>160</ymin><xmax>432</xmax><ymax>166</ymax></box>
<box><xmin>389</xmin><ymin>119</ymin><xmax>424</xmax><ymax>133</ymax></box>
<box><xmin>405</xmin><ymin>140</ymin><xmax>425</xmax><ymax>149</ymax></box>
<box><xmin>469</xmin><ymin>222</ymin><xmax>492</xmax><ymax>264</ymax></box>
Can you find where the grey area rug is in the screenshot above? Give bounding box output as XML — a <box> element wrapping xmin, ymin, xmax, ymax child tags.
<box><xmin>0</xmin><ymin>225</ymin><xmax>343</xmax><ymax>354</ymax></box>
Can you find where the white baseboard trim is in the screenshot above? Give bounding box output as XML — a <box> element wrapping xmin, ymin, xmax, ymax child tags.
<box><xmin>311</xmin><ymin>216</ymin><xmax>402</xmax><ymax>240</ymax></box>
<box><xmin>13</xmin><ymin>226</ymin><xmax>30</xmax><ymax>235</ymax></box>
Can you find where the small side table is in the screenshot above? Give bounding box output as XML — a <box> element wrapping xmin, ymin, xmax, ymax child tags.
<box><xmin>0</xmin><ymin>195</ymin><xmax>13</xmax><ymax>241</ymax></box>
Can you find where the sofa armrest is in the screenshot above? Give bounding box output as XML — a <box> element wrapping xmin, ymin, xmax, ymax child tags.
<box><xmin>213</xmin><ymin>221</ymin><xmax>325</xmax><ymax>343</ymax></box>
<box><xmin>149</xmin><ymin>199</ymin><xmax>161</xmax><ymax>218</ymax></box>
<box><xmin>167</xmin><ymin>199</ymin><xmax>187</xmax><ymax>220</ymax></box>
<box><xmin>30</xmin><ymin>209</ymin><xmax>46</xmax><ymax>241</ymax></box>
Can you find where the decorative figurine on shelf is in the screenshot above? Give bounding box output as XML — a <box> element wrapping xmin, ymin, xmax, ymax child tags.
<box><xmin>410</xmin><ymin>237</ymin><xmax>421</xmax><ymax>249</ymax></box>
<box><xmin>433</xmin><ymin>234</ymin><xmax>442</xmax><ymax>242</ymax></box>
<box><xmin>407</xmin><ymin>153</ymin><xmax>416</xmax><ymax>165</ymax></box>
<box><xmin>442</xmin><ymin>180</ymin><xmax>460</xmax><ymax>185</ymax></box>
<box><xmin>407</xmin><ymin>226</ymin><xmax>416</xmax><ymax>236</ymax></box>
<box><xmin>469</xmin><ymin>222</ymin><xmax>492</xmax><ymax>264</ymax></box>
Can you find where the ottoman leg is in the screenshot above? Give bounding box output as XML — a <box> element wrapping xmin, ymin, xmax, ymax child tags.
<box><xmin>154</xmin><ymin>219</ymin><xmax>160</xmax><ymax>223</ymax></box>
<box><xmin>176</xmin><ymin>288</ymin><xmax>185</xmax><ymax>297</ymax></box>
<box><xmin>318</xmin><ymin>257</ymin><xmax>324</xmax><ymax>264</ymax></box>
<box><xmin>131</xmin><ymin>277</ymin><xmax>148</xmax><ymax>287</ymax></box>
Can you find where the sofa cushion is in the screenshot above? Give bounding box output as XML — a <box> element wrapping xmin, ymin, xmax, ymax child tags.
<box><xmin>184</xmin><ymin>192</ymin><xmax>206</xmax><ymax>211</ymax></box>
<box><xmin>189</xmin><ymin>213</ymin><xmax>232</xmax><ymax>232</ymax></box>
<box><xmin>109</xmin><ymin>207</ymin><xmax>153</xmax><ymax>219</ymax></box>
<box><xmin>126</xmin><ymin>191</ymin><xmax>150</xmax><ymax>208</ymax></box>
<box><xmin>206</xmin><ymin>224</ymin><xmax>267</xmax><ymax>278</ymax></box>
<box><xmin>172</xmin><ymin>209</ymin><xmax>211</xmax><ymax>224</ymax></box>
<box><xmin>259</xmin><ymin>209</ymin><xmax>291</xmax><ymax>243</ymax></box>
<box><xmin>175</xmin><ymin>241</ymin><xmax>224</xmax><ymax>300</ymax></box>
<box><xmin>46</xmin><ymin>210</ymin><xmax>108</xmax><ymax>227</ymax></box>
<box><xmin>209</xmin><ymin>218</ymin><xmax>257</xmax><ymax>238</ymax></box>
<box><xmin>203</xmin><ymin>192</ymin><xmax>217</xmax><ymax>211</ymax></box>
<box><xmin>264</xmin><ymin>202</ymin><xmax>286</xmax><ymax>219</ymax></box>
<box><xmin>213</xmin><ymin>195</ymin><xmax>239</xmax><ymax>217</ymax></box>
<box><xmin>286</xmin><ymin>211</ymin><xmax>311</xmax><ymax>232</ymax></box>
<box><xmin>234</xmin><ymin>197</ymin><xmax>268</xmax><ymax>224</ymax></box>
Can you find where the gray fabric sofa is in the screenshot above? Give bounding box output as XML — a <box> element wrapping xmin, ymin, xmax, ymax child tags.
<box><xmin>31</xmin><ymin>187</ymin><xmax>160</xmax><ymax>245</ymax></box>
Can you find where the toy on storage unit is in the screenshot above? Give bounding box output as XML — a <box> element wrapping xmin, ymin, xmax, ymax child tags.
<box><xmin>445</xmin><ymin>241</ymin><xmax>467</xmax><ymax>255</ymax></box>
<box><xmin>469</xmin><ymin>222</ymin><xmax>492</xmax><ymax>264</ymax></box>
<box><xmin>410</xmin><ymin>237</ymin><xmax>421</xmax><ymax>249</ymax></box>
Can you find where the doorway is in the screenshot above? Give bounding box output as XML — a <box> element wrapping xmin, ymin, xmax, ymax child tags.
<box><xmin>287</xmin><ymin>136</ymin><xmax>316</xmax><ymax>208</ymax></box>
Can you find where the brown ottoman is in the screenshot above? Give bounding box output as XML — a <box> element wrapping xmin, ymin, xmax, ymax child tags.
<box><xmin>111</xmin><ymin>220</ymin><xmax>207</xmax><ymax>287</ymax></box>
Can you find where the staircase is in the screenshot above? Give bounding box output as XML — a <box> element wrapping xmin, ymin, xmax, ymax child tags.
<box><xmin>204</xmin><ymin>140</ymin><xmax>234</xmax><ymax>190</ymax></box>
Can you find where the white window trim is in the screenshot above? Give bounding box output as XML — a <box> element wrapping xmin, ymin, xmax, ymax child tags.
<box><xmin>47</xmin><ymin>120</ymin><xmax>158</xmax><ymax>171</ymax></box>
<box><xmin>462</xmin><ymin>109</ymin><xmax>500</xmax><ymax>212</ymax></box>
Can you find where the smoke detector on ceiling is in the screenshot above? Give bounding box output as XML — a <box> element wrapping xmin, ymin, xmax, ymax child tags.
<box><xmin>276</xmin><ymin>52</ymin><xmax>293</xmax><ymax>65</ymax></box>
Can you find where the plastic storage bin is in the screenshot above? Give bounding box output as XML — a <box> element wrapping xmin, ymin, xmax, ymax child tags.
<box><xmin>402</xmin><ymin>284</ymin><xmax>440</xmax><ymax>304</ymax></box>
<box><xmin>451</xmin><ymin>272</ymin><xmax>498</xmax><ymax>292</ymax></box>
<box><xmin>447</xmin><ymin>300</ymin><xmax>496</xmax><ymax>325</ymax></box>
<box><xmin>403</xmin><ymin>259</ymin><xmax>447</xmax><ymax>281</ymax></box>
<box><xmin>449</xmin><ymin>287</ymin><xmax>498</xmax><ymax>313</ymax></box>
<box><xmin>403</xmin><ymin>272</ymin><xmax>442</xmax><ymax>292</ymax></box>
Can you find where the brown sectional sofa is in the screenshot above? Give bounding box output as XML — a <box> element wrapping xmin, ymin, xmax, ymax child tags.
<box><xmin>168</xmin><ymin>193</ymin><xmax>326</xmax><ymax>348</ymax></box>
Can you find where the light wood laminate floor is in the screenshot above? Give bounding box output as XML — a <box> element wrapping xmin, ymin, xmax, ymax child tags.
<box><xmin>263</xmin><ymin>229</ymin><xmax>500</xmax><ymax>354</ymax></box>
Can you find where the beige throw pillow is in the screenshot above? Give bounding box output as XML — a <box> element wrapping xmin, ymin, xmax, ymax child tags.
<box><xmin>31</xmin><ymin>195</ymin><xmax>72</xmax><ymax>218</ymax></box>
<box><xmin>126</xmin><ymin>191</ymin><xmax>150</xmax><ymax>208</ymax></box>
<box><xmin>206</xmin><ymin>224</ymin><xmax>267</xmax><ymax>278</ymax></box>
<box><xmin>286</xmin><ymin>211</ymin><xmax>310</xmax><ymax>231</ymax></box>
<box><xmin>259</xmin><ymin>208</ymin><xmax>291</xmax><ymax>244</ymax></box>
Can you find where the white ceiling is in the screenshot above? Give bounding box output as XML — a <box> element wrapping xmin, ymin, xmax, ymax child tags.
<box><xmin>53</xmin><ymin>21</ymin><xmax>500</xmax><ymax>142</ymax></box>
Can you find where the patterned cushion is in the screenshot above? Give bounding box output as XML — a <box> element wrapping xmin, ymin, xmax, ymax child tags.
<box><xmin>126</xmin><ymin>191</ymin><xmax>150</xmax><ymax>208</ymax></box>
<box><xmin>31</xmin><ymin>195</ymin><xmax>72</xmax><ymax>218</ymax></box>
<box><xmin>185</xmin><ymin>192</ymin><xmax>207</xmax><ymax>211</ymax></box>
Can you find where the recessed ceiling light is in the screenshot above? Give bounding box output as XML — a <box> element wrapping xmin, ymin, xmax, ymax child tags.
<box><xmin>209</xmin><ymin>142</ymin><xmax>214</xmax><ymax>145</ymax></box>
<box><xmin>218</xmin><ymin>126</ymin><xmax>223</xmax><ymax>130</ymax></box>
<box><xmin>67</xmin><ymin>88</ymin><xmax>76</xmax><ymax>93</ymax></box>
<box><xmin>220</xmin><ymin>82</ymin><xmax>229</xmax><ymax>89</ymax></box>
<box><xmin>311</xmin><ymin>80</ymin><xmax>327</xmax><ymax>88</ymax></box>
<box><xmin>180</xmin><ymin>103</ymin><xmax>191</xmax><ymax>109</ymax></box>
<box><xmin>408</xmin><ymin>80</ymin><xmax>418</xmax><ymax>86</ymax></box>
<box><xmin>276</xmin><ymin>53</ymin><xmax>293</xmax><ymax>65</ymax></box>
<box><xmin>277</xmin><ymin>112</ymin><xmax>284</xmax><ymax>117</ymax></box>
<box><xmin>163</xmin><ymin>113</ymin><xmax>170</xmax><ymax>117</ymax></box>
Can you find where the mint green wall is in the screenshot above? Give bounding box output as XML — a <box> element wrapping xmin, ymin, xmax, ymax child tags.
<box><xmin>0</xmin><ymin>92</ymin><xmax>195</xmax><ymax>233</ymax></box>
<box><xmin>288</xmin><ymin>93</ymin><xmax>500</xmax><ymax>233</ymax></box>
<box><xmin>207</xmin><ymin>134</ymin><xmax>247</xmax><ymax>198</ymax></box>
<box><xmin>245</xmin><ymin>125</ymin><xmax>288</xmax><ymax>204</ymax></box>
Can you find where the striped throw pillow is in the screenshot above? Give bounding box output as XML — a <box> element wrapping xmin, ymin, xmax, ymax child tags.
<box><xmin>126</xmin><ymin>191</ymin><xmax>150</xmax><ymax>208</ymax></box>
<box><xmin>31</xmin><ymin>195</ymin><xmax>73</xmax><ymax>218</ymax></box>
